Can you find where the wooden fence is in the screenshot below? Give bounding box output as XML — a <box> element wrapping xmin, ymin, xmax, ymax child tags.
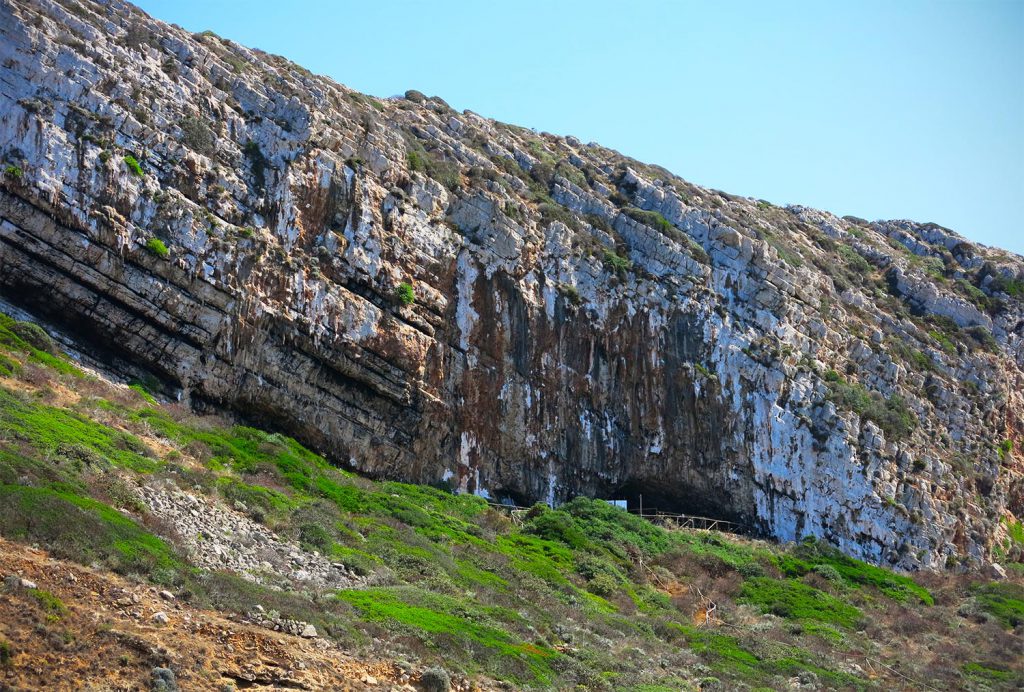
<box><xmin>484</xmin><ymin>501</ymin><xmax>743</xmax><ymax>535</ymax></box>
<box><xmin>628</xmin><ymin>511</ymin><xmax>742</xmax><ymax>534</ymax></box>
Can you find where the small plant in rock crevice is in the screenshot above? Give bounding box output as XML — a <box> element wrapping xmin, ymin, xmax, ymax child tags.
<box><xmin>145</xmin><ymin>237</ymin><xmax>169</xmax><ymax>259</ymax></box>
<box><xmin>123</xmin><ymin>155</ymin><xmax>143</xmax><ymax>177</ymax></box>
<box><xmin>394</xmin><ymin>281</ymin><xmax>415</xmax><ymax>306</ymax></box>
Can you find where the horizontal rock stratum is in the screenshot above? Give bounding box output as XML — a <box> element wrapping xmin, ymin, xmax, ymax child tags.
<box><xmin>1</xmin><ymin>0</ymin><xmax>1021</xmax><ymax>570</ymax></box>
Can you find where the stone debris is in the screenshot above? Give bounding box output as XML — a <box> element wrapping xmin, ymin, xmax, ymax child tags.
<box><xmin>3</xmin><ymin>576</ymin><xmax>37</xmax><ymax>591</ymax></box>
<box><xmin>135</xmin><ymin>482</ymin><xmax>363</xmax><ymax>590</ymax></box>
<box><xmin>246</xmin><ymin>608</ymin><xmax>319</xmax><ymax>639</ymax></box>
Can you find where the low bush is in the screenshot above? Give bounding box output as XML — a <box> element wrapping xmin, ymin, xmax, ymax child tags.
<box><xmin>825</xmin><ymin>376</ymin><xmax>916</xmax><ymax>440</ymax></box>
<box><xmin>623</xmin><ymin>207</ymin><xmax>673</xmax><ymax>234</ymax></box>
<box><xmin>601</xmin><ymin>248</ymin><xmax>632</xmax><ymax>274</ymax></box>
<box><xmin>837</xmin><ymin>244</ymin><xmax>872</xmax><ymax>274</ymax></box>
<box><xmin>738</xmin><ymin>577</ymin><xmax>863</xmax><ymax>628</ymax></box>
<box><xmin>0</xmin><ymin>315</ymin><xmax>82</xmax><ymax>376</ymax></box>
<box><xmin>180</xmin><ymin>116</ymin><xmax>215</xmax><ymax>155</ymax></box>
<box><xmin>123</xmin><ymin>155</ymin><xmax>143</xmax><ymax>177</ymax></box>
<box><xmin>337</xmin><ymin>587</ymin><xmax>558</xmax><ymax>685</ymax></box>
<box><xmin>394</xmin><ymin>282</ymin><xmax>415</xmax><ymax>306</ymax></box>
<box><xmin>523</xmin><ymin>506</ymin><xmax>589</xmax><ymax>549</ymax></box>
<box><xmin>777</xmin><ymin>537</ymin><xmax>933</xmax><ymax>604</ymax></box>
<box><xmin>0</xmin><ymin>389</ymin><xmax>156</xmax><ymax>471</ymax></box>
<box><xmin>0</xmin><ymin>484</ymin><xmax>181</xmax><ymax>581</ymax></box>
<box><xmin>145</xmin><ymin>237</ymin><xmax>169</xmax><ymax>258</ymax></box>
<box><xmin>28</xmin><ymin>588</ymin><xmax>68</xmax><ymax>620</ymax></box>
<box><xmin>972</xmin><ymin>582</ymin><xmax>1024</xmax><ymax>628</ymax></box>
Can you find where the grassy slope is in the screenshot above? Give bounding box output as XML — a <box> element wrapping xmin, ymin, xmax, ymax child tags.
<box><xmin>0</xmin><ymin>313</ymin><xmax>1021</xmax><ymax>690</ymax></box>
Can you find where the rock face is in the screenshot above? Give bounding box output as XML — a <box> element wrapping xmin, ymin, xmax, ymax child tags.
<box><xmin>0</xmin><ymin>0</ymin><xmax>1022</xmax><ymax>570</ymax></box>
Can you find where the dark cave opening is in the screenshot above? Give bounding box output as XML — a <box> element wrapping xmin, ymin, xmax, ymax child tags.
<box><xmin>608</xmin><ymin>479</ymin><xmax>757</xmax><ymax>535</ymax></box>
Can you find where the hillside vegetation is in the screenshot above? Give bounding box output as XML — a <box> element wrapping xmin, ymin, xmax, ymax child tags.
<box><xmin>0</xmin><ymin>313</ymin><xmax>1021</xmax><ymax>690</ymax></box>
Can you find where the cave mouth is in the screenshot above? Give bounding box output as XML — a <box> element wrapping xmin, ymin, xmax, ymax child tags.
<box><xmin>607</xmin><ymin>480</ymin><xmax>755</xmax><ymax>535</ymax></box>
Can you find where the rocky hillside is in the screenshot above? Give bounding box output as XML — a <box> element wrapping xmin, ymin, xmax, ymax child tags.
<box><xmin>0</xmin><ymin>311</ymin><xmax>1020</xmax><ymax>690</ymax></box>
<box><xmin>1</xmin><ymin>0</ymin><xmax>1023</xmax><ymax>571</ymax></box>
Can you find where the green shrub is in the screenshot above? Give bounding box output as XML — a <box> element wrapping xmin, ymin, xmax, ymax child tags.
<box><xmin>0</xmin><ymin>388</ymin><xmax>156</xmax><ymax>471</ymax></box>
<box><xmin>562</xmin><ymin>497</ymin><xmax>672</xmax><ymax>557</ymax></box>
<box><xmin>9</xmin><ymin>322</ymin><xmax>54</xmax><ymax>354</ymax></box>
<box><xmin>420</xmin><ymin>667</ymin><xmax>451</xmax><ymax>692</ymax></box>
<box><xmin>537</xmin><ymin>202</ymin><xmax>579</xmax><ymax>230</ymax></box>
<box><xmin>0</xmin><ymin>639</ymin><xmax>12</xmax><ymax>667</ymax></box>
<box><xmin>0</xmin><ymin>315</ymin><xmax>81</xmax><ymax>376</ymax></box>
<box><xmin>3</xmin><ymin>164</ymin><xmax>22</xmax><ymax>179</ymax></box>
<box><xmin>298</xmin><ymin>522</ymin><xmax>333</xmax><ymax>553</ymax></box>
<box><xmin>128</xmin><ymin>382</ymin><xmax>157</xmax><ymax>404</ymax></box>
<box><xmin>558</xmin><ymin>283</ymin><xmax>581</xmax><ymax>306</ymax></box>
<box><xmin>739</xmin><ymin>578</ymin><xmax>863</xmax><ymax>628</ymax></box>
<box><xmin>999</xmin><ymin>439</ymin><xmax>1014</xmax><ymax>460</ymax></box>
<box><xmin>928</xmin><ymin>328</ymin><xmax>957</xmax><ymax>354</ymax></box>
<box><xmin>0</xmin><ymin>484</ymin><xmax>181</xmax><ymax>580</ymax></box>
<box><xmin>966</xmin><ymin>326</ymin><xmax>998</xmax><ymax>351</ymax></box>
<box><xmin>407</xmin><ymin>150</ymin><xmax>426</xmax><ymax>172</ymax></box>
<box><xmin>123</xmin><ymin>155</ymin><xmax>143</xmax><ymax>177</ymax></box>
<box><xmin>145</xmin><ymin>237</ymin><xmax>169</xmax><ymax>258</ymax></box>
<box><xmin>777</xmin><ymin>537</ymin><xmax>933</xmax><ymax>604</ymax></box>
<box><xmin>0</xmin><ymin>353</ymin><xmax>16</xmax><ymax>377</ymax></box>
<box><xmin>623</xmin><ymin>207</ymin><xmax>673</xmax><ymax>234</ymax></box>
<box><xmin>972</xmin><ymin>582</ymin><xmax>1024</xmax><ymax>628</ymax></box>
<box><xmin>669</xmin><ymin>623</ymin><xmax>759</xmax><ymax>674</ymax></box>
<box><xmin>989</xmin><ymin>275</ymin><xmax>1024</xmax><ymax>298</ymax></box>
<box><xmin>29</xmin><ymin>588</ymin><xmax>68</xmax><ymax>619</ymax></box>
<box><xmin>601</xmin><ymin>248</ymin><xmax>632</xmax><ymax>274</ymax></box>
<box><xmin>811</xmin><ymin>564</ymin><xmax>843</xmax><ymax>583</ymax></box>
<box><xmin>684</xmin><ymin>236</ymin><xmax>711</xmax><ymax>264</ymax></box>
<box><xmin>217</xmin><ymin>477</ymin><xmax>293</xmax><ymax>519</ymax></box>
<box><xmin>962</xmin><ymin>661</ymin><xmax>1015</xmax><ymax>682</ymax></box>
<box><xmin>825</xmin><ymin>377</ymin><xmax>916</xmax><ymax>440</ymax></box>
<box><xmin>523</xmin><ymin>506</ymin><xmax>589</xmax><ymax>550</ymax></box>
<box><xmin>766</xmin><ymin>234</ymin><xmax>803</xmax><ymax>267</ymax></box>
<box><xmin>837</xmin><ymin>245</ymin><xmax>872</xmax><ymax>274</ymax></box>
<box><xmin>586</xmin><ymin>572</ymin><xmax>619</xmax><ymax>597</ymax></box>
<box><xmin>337</xmin><ymin>587</ymin><xmax>558</xmax><ymax>684</ymax></box>
<box><xmin>394</xmin><ymin>282</ymin><xmax>415</xmax><ymax>306</ymax></box>
<box><xmin>404</xmin><ymin>142</ymin><xmax>460</xmax><ymax>189</ymax></box>
<box><xmin>180</xmin><ymin>116</ymin><xmax>215</xmax><ymax>155</ymax></box>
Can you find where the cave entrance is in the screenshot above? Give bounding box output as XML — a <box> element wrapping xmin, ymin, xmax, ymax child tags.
<box><xmin>610</xmin><ymin>480</ymin><xmax>752</xmax><ymax>535</ymax></box>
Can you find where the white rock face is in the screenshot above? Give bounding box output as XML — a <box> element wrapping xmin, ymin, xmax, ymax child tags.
<box><xmin>0</xmin><ymin>0</ymin><xmax>1022</xmax><ymax>570</ymax></box>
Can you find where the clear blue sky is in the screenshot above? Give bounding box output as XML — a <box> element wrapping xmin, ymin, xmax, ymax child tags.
<box><xmin>135</xmin><ymin>0</ymin><xmax>1024</xmax><ymax>255</ymax></box>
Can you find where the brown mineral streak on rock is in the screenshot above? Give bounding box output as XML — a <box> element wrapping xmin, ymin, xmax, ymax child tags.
<box><xmin>0</xmin><ymin>0</ymin><xmax>1022</xmax><ymax>571</ymax></box>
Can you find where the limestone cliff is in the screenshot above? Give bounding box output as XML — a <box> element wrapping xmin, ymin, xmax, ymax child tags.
<box><xmin>1</xmin><ymin>0</ymin><xmax>1022</xmax><ymax>570</ymax></box>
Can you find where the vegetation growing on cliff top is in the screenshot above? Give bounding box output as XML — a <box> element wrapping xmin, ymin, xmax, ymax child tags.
<box><xmin>0</xmin><ymin>317</ymin><xmax>1020</xmax><ymax>690</ymax></box>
